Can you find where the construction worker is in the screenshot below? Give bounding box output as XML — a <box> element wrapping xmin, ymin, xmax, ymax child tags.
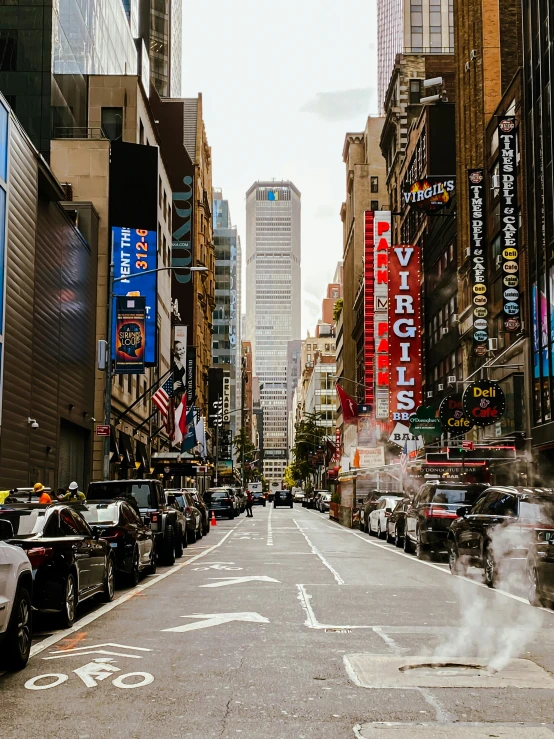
<box><xmin>33</xmin><ymin>483</ymin><xmax>52</xmax><ymax>505</ymax></box>
<box><xmin>60</xmin><ymin>481</ymin><xmax>85</xmax><ymax>502</ymax></box>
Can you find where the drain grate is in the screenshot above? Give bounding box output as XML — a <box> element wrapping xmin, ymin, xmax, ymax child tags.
<box><xmin>345</xmin><ymin>654</ymin><xmax>554</xmax><ymax>689</ymax></box>
<box><xmin>325</xmin><ymin>628</ymin><xmax>352</xmax><ymax>633</ymax></box>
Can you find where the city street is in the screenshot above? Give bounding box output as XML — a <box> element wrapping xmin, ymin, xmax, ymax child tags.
<box><xmin>3</xmin><ymin>505</ymin><xmax>554</xmax><ymax>738</ymax></box>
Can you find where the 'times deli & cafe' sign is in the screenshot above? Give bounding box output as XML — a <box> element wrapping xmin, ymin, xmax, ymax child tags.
<box><xmin>468</xmin><ymin>169</ymin><xmax>489</xmax><ymax>356</ymax></box>
<box><xmin>498</xmin><ymin>116</ymin><xmax>521</xmax><ymax>332</ymax></box>
<box><xmin>462</xmin><ymin>380</ymin><xmax>506</xmax><ymax>427</ymax></box>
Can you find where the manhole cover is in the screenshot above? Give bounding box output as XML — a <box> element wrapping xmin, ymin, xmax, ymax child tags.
<box><xmin>345</xmin><ymin>654</ymin><xmax>554</xmax><ymax>689</ymax></box>
<box><xmin>325</xmin><ymin>628</ymin><xmax>352</xmax><ymax>633</ymax></box>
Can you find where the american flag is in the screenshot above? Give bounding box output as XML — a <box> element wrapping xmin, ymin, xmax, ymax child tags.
<box><xmin>152</xmin><ymin>376</ymin><xmax>173</xmax><ymax>417</ymax></box>
<box><xmin>400</xmin><ymin>441</ymin><xmax>408</xmax><ymax>478</ymax></box>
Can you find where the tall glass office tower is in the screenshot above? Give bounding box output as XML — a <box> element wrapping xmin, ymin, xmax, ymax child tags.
<box><xmin>245</xmin><ymin>181</ymin><xmax>301</xmax><ymax>483</ymax></box>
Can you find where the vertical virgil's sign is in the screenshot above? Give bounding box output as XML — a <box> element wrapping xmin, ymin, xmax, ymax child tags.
<box><xmin>468</xmin><ymin>169</ymin><xmax>488</xmax><ymax>356</ymax></box>
<box><xmin>172</xmin><ymin>173</ymin><xmax>194</xmax><ymax>324</ymax></box>
<box><xmin>498</xmin><ymin>116</ymin><xmax>521</xmax><ymax>332</ymax></box>
<box><xmin>388</xmin><ymin>245</ymin><xmax>422</xmax><ymax>421</ymax></box>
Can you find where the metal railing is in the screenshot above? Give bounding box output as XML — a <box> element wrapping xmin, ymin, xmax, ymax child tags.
<box><xmin>54</xmin><ymin>126</ymin><xmax>107</xmax><ymax>140</ymax></box>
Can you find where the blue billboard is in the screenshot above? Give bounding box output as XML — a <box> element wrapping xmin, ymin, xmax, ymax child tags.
<box><xmin>112</xmin><ymin>226</ymin><xmax>157</xmax><ymax>365</ymax></box>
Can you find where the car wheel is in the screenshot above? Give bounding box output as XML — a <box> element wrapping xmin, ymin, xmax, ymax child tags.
<box><xmin>386</xmin><ymin>527</ymin><xmax>394</xmax><ymax>544</ymax></box>
<box><xmin>59</xmin><ymin>572</ymin><xmax>77</xmax><ymax>628</ymax></box>
<box><xmin>174</xmin><ymin>526</ymin><xmax>184</xmax><ymax>559</ymax></box>
<box><xmin>484</xmin><ymin>547</ymin><xmax>497</xmax><ymax>588</ymax></box>
<box><xmin>100</xmin><ymin>556</ymin><xmax>115</xmax><ymax>603</ymax></box>
<box><xmin>394</xmin><ymin>526</ymin><xmax>403</xmax><ymax>548</ymax></box>
<box><xmin>147</xmin><ymin>545</ymin><xmax>157</xmax><ymax>575</ymax></box>
<box><xmin>403</xmin><ymin>532</ymin><xmax>412</xmax><ymax>554</ymax></box>
<box><xmin>3</xmin><ymin>585</ymin><xmax>32</xmax><ymax>670</ymax></box>
<box><xmin>198</xmin><ymin>525</ymin><xmax>203</xmax><ymax>539</ymax></box>
<box><xmin>183</xmin><ymin>528</ymin><xmax>188</xmax><ymax>548</ymax></box>
<box><xmin>263</xmin><ymin>502</ymin><xmax>266</xmax><ymax>507</ymax></box>
<box><xmin>127</xmin><ymin>547</ymin><xmax>140</xmax><ymax>587</ymax></box>
<box><xmin>415</xmin><ymin>530</ymin><xmax>428</xmax><ymax>560</ymax></box>
<box><xmin>163</xmin><ymin>525</ymin><xmax>176</xmax><ymax>566</ymax></box>
<box><xmin>448</xmin><ymin>542</ymin><xmax>467</xmax><ymax>576</ymax></box>
<box><xmin>528</xmin><ymin>566</ymin><xmax>551</xmax><ymax>608</ymax></box>
<box><xmin>290</xmin><ymin>503</ymin><xmax>293</xmax><ymax>509</ymax></box>
<box><xmin>377</xmin><ymin>522</ymin><xmax>386</xmax><ymax>540</ymax></box>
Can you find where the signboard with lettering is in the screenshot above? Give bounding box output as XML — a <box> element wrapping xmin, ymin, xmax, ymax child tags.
<box><xmin>374</xmin><ymin>212</ymin><xmax>391</xmax><ymax>419</ymax></box>
<box><xmin>388</xmin><ymin>245</ymin><xmax>422</xmax><ymax>421</ymax></box>
<box><xmin>114</xmin><ymin>296</ymin><xmax>146</xmax><ymax>374</ymax></box>
<box><xmin>353</xmin><ymin>447</ymin><xmax>385</xmax><ymax>469</ymax></box>
<box><xmin>403</xmin><ymin>177</ymin><xmax>455</xmax><ymax>212</ymax></box>
<box><xmin>439</xmin><ymin>393</ymin><xmax>475</xmax><ymax>436</ymax></box>
<box><xmin>364</xmin><ymin>211</ymin><xmax>375</xmax><ymax>407</ymax></box>
<box><xmin>462</xmin><ymin>380</ymin><xmax>506</xmax><ymax>427</ymax></box>
<box><xmin>498</xmin><ymin>117</ymin><xmax>520</xmax><ymax>332</ymax></box>
<box><xmin>467</xmin><ymin>169</ymin><xmax>488</xmax><ymax>356</ymax></box>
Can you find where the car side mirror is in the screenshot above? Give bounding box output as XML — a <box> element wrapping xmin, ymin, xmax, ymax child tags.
<box><xmin>91</xmin><ymin>525</ymin><xmax>101</xmax><ymax>540</ymax></box>
<box><xmin>456</xmin><ymin>506</ymin><xmax>470</xmax><ymax>518</ymax></box>
<box><xmin>386</xmin><ymin>507</ymin><xmax>393</xmax><ymax>513</ymax></box>
<box><xmin>0</xmin><ymin>518</ymin><xmax>14</xmax><ymax>539</ymax></box>
<box><xmin>548</xmin><ymin>537</ymin><xmax>554</xmax><ymax>546</ymax></box>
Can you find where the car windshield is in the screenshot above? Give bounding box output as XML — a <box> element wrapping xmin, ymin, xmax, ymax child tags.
<box><xmin>88</xmin><ymin>482</ymin><xmax>154</xmax><ymax>508</ymax></box>
<box><xmin>81</xmin><ymin>504</ymin><xmax>120</xmax><ymax>526</ymax></box>
<box><xmin>431</xmin><ymin>487</ymin><xmax>485</xmax><ymax>505</ymax></box>
<box><xmin>0</xmin><ymin>509</ymin><xmax>48</xmax><ymax>536</ymax></box>
<box><xmin>519</xmin><ymin>498</ymin><xmax>554</xmax><ymax>525</ymax></box>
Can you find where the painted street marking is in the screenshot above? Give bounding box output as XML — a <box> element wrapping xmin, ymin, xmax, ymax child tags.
<box><xmin>24</xmin><ymin>657</ymin><xmax>154</xmax><ymax>691</ymax></box>
<box><xmin>29</xmin><ymin>519</ymin><xmax>244</xmax><ymax>659</ymax></box>
<box><xmin>193</xmin><ymin>563</ymin><xmax>243</xmax><ymax>571</ymax></box>
<box><xmin>267</xmin><ymin>504</ymin><xmax>273</xmax><ymax>546</ymax></box>
<box><xmin>199</xmin><ymin>575</ymin><xmax>280</xmax><ymax>588</ymax></box>
<box><xmin>293</xmin><ymin>519</ymin><xmax>345</xmax><ymax>585</ymax></box>
<box><xmin>161</xmin><ymin>611</ymin><xmax>270</xmax><ymax>633</ymax></box>
<box><xmin>44</xmin><ymin>643</ymin><xmax>151</xmax><ymax>660</ymax></box>
<box><xmin>25</xmin><ymin>674</ymin><xmax>68</xmax><ymax>691</ymax></box>
<box><xmin>74</xmin><ymin>658</ymin><xmax>121</xmax><ymax>687</ymax></box>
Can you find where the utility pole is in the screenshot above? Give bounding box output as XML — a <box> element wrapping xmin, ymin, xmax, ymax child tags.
<box><xmin>241</xmin><ymin>356</ymin><xmax>247</xmax><ymax>490</ymax></box>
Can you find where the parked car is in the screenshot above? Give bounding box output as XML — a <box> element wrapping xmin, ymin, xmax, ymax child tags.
<box><xmin>76</xmin><ymin>500</ymin><xmax>156</xmax><ymax>586</ymax></box>
<box><xmin>292</xmin><ymin>488</ymin><xmax>304</xmax><ymax>502</ymax></box>
<box><xmin>171</xmin><ymin>491</ymin><xmax>203</xmax><ymax>543</ymax></box>
<box><xmin>448</xmin><ymin>486</ymin><xmax>554</xmax><ymax>587</ymax></box>
<box><xmin>527</xmin><ymin>527</ymin><xmax>554</xmax><ymax>607</ymax></box>
<box><xmin>251</xmin><ymin>491</ymin><xmax>266</xmax><ymax>507</ymax></box>
<box><xmin>205</xmin><ymin>488</ymin><xmax>235</xmax><ymax>519</ymax></box>
<box><xmin>386</xmin><ymin>498</ymin><xmax>411</xmax><ymax>547</ymax></box>
<box><xmin>0</xmin><ymin>517</ymin><xmax>33</xmax><ymax>670</ymax></box>
<box><xmin>1</xmin><ymin>503</ymin><xmax>114</xmax><ymax>627</ymax></box>
<box><xmin>404</xmin><ymin>482</ymin><xmax>488</xmax><ymax>560</ymax></box>
<box><xmin>274</xmin><ymin>490</ymin><xmax>293</xmax><ymax>508</ymax></box>
<box><xmin>88</xmin><ymin>479</ymin><xmax>181</xmax><ymax>566</ymax></box>
<box><xmin>185</xmin><ymin>488</ymin><xmax>211</xmax><ymax>535</ymax></box>
<box><xmin>361</xmin><ymin>490</ymin><xmax>397</xmax><ymax>534</ymax></box>
<box><xmin>319</xmin><ymin>493</ymin><xmax>332</xmax><ymax>513</ymax></box>
<box><xmin>163</xmin><ymin>492</ymin><xmax>187</xmax><ymax>556</ymax></box>
<box><xmin>368</xmin><ymin>495</ymin><xmax>404</xmax><ymax>538</ymax></box>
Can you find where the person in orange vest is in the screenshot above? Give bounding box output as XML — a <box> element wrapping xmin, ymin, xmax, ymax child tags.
<box><xmin>34</xmin><ymin>483</ymin><xmax>52</xmax><ymax>504</ymax></box>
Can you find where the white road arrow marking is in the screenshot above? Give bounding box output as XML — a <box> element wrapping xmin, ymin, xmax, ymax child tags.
<box><xmin>44</xmin><ymin>643</ymin><xmax>151</xmax><ymax>660</ymax></box>
<box><xmin>199</xmin><ymin>575</ymin><xmax>280</xmax><ymax>588</ymax></box>
<box><xmin>162</xmin><ymin>612</ymin><xmax>270</xmax><ymax>633</ymax></box>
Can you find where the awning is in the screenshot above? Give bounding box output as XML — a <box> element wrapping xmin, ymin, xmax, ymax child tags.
<box><xmin>135</xmin><ymin>440</ymin><xmax>149</xmax><ymax>471</ymax></box>
<box><xmin>119</xmin><ymin>432</ymin><xmax>135</xmax><ymax>468</ymax></box>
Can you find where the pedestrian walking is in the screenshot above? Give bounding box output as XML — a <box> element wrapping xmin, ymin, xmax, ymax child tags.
<box><xmin>33</xmin><ymin>482</ymin><xmax>52</xmax><ymax>504</ymax></box>
<box><xmin>246</xmin><ymin>491</ymin><xmax>254</xmax><ymax>517</ymax></box>
<box><xmin>60</xmin><ymin>481</ymin><xmax>86</xmax><ymax>502</ymax></box>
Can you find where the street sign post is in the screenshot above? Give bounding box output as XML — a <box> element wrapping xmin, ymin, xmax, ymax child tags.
<box><xmin>95</xmin><ymin>425</ymin><xmax>110</xmax><ymax>437</ymax></box>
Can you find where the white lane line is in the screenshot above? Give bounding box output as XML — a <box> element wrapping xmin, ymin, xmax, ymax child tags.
<box><xmin>267</xmin><ymin>504</ymin><xmax>273</xmax><ymax>546</ymax></box>
<box><xmin>303</xmin><ymin>509</ymin><xmax>554</xmax><ymax>614</ymax></box>
<box><xmin>29</xmin><ymin>519</ymin><xmax>244</xmax><ymax>659</ymax></box>
<box><xmin>296</xmin><ymin>584</ymin><xmax>318</xmax><ymax>628</ymax></box>
<box><xmin>293</xmin><ymin>518</ymin><xmax>345</xmax><ymax>585</ymax></box>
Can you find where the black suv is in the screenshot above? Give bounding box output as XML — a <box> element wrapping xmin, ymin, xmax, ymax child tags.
<box><xmin>273</xmin><ymin>490</ymin><xmax>293</xmax><ymax>508</ymax></box>
<box><xmin>404</xmin><ymin>482</ymin><xmax>488</xmax><ymax>559</ymax></box>
<box><xmin>448</xmin><ymin>486</ymin><xmax>554</xmax><ymax>587</ymax></box>
<box><xmin>87</xmin><ymin>480</ymin><xmax>181</xmax><ymax>566</ymax></box>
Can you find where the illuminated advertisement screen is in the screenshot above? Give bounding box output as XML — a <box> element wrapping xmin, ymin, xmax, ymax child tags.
<box><xmin>112</xmin><ymin>226</ymin><xmax>157</xmax><ymax>365</ymax></box>
<box><xmin>115</xmin><ymin>296</ymin><xmax>146</xmax><ymax>374</ymax></box>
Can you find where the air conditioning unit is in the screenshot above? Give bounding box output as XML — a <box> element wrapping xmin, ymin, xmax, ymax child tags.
<box><xmin>488</xmin><ymin>338</ymin><xmax>498</xmax><ymax>351</ymax></box>
<box><xmin>452</xmin><ymin>314</ymin><xmax>459</xmax><ymax>323</ymax></box>
<box><xmin>447</xmin><ymin>376</ymin><xmax>457</xmax><ymax>384</ymax></box>
<box><xmin>495</xmin><ymin>255</ymin><xmax>502</xmax><ymax>267</ymax></box>
<box><xmin>465</xmin><ymin>61</ymin><xmax>471</xmax><ymax>72</ymax></box>
<box><xmin>491</xmin><ymin>173</ymin><xmax>500</xmax><ymax>189</ymax></box>
<box><xmin>438</xmin><ymin>383</ymin><xmax>444</xmax><ymax>391</ymax></box>
<box><xmin>426</xmin><ymin>391</ymin><xmax>433</xmax><ymax>399</ymax></box>
<box><xmin>470</xmin><ymin>49</ymin><xmax>478</xmax><ymax>60</ymax></box>
<box><xmin>441</xmin><ymin>327</ymin><xmax>449</xmax><ymax>335</ymax></box>
<box><xmin>465</xmin><ymin>247</ymin><xmax>471</xmax><ymax>258</ymax></box>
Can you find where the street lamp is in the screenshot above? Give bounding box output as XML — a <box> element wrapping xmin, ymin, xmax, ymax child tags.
<box><xmin>103</xmin><ymin>264</ymin><xmax>209</xmax><ymax>478</ymax></box>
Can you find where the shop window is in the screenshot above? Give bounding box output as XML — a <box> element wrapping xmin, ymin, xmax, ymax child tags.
<box><xmin>371</xmin><ymin>200</ymin><xmax>379</xmax><ymax>210</ymax></box>
<box><xmin>370</xmin><ymin>176</ymin><xmax>379</xmax><ymax>193</ymax></box>
<box><xmin>409</xmin><ymin>79</ymin><xmax>422</xmax><ymax>104</ymax></box>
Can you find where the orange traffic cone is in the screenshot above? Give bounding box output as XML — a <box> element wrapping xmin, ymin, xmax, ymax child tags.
<box><xmin>211</xmin><ymin>510</ymin><xmax>217</xmax><ymax>527</ymax></box>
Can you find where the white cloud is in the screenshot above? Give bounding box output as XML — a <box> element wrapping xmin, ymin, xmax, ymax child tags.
<box><xmin>300</xmin><ymin>88</ymin><xmax>375</xmax><ymax>122</ymax></box>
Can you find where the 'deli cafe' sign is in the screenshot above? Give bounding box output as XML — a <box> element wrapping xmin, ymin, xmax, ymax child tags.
<box><xmin>462</xmin><ymin>380</ymin><xmax>506</xmax><ymax>427</ymax></box>
<box><xmin>439</xmin><ymin>393</ymin><xmax>474</xmax><ymax>436</ymax></box>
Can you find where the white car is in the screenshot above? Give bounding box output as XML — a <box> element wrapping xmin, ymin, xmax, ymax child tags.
<box><xmin>368</xmin><ymin>495</ymin><xmax>404</xmax><ymax>539</ymax></box>
<box><xmin>0</xmin><ymin>517</ymin><xmax>33</xmax><ymax>670</ymax></box>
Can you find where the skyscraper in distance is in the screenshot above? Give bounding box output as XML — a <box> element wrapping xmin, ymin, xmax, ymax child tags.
<box><xmin>377</xmin><ymin>0</ymin><xmax>454</xmax><ymax>111</ymax></box>
<box><xmin>245</xmin><ymin>181</ymin><xmax>301</xmax><ymax>483</ymax></box>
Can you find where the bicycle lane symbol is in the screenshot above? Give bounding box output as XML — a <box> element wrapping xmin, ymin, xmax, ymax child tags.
<box><xmin>193</xmin><ymin>562</ymin><xmax>243</xmax><ymax>571</ymax></box>
<box><xmin>24</xmin><ymin>642</ymin><xmax>154</xmax><ymax>691</ymax></box>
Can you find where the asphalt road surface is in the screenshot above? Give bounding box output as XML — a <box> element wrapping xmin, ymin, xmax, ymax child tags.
<box><xmin>3</xmin><ymin>505</ymin><xmax>554</xmax><ymax>738</ymax></box>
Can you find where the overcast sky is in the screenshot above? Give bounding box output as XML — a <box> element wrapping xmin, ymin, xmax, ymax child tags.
<box><xmin>182</xmin><ymin>0</ymin><xmax>378</xmax><ymax>336</ymax></box>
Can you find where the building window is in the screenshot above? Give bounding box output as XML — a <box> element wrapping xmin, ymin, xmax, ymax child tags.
<box><xmin>371</xmin><ymin>200</ymin><xmax>379</xmax><ymax>211</ymax></box>
<box><xmin>370</xmin><ymin>176</ymin><xmax>379</xmax><ymax>193</ymax></box>
<box><xmin>409</xmin><ymin>79</ymin><xmax>422</xmax><ymax>104</ymax></box>
<box><xmin>101</xmin><ymin>108</ymin><xmax>123</xmax><ymax>141</ymax></box>
<box><xmin>0</xmin><ymin>32</ymin><xmax>17</xmax><ymax>71</ymax></box>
